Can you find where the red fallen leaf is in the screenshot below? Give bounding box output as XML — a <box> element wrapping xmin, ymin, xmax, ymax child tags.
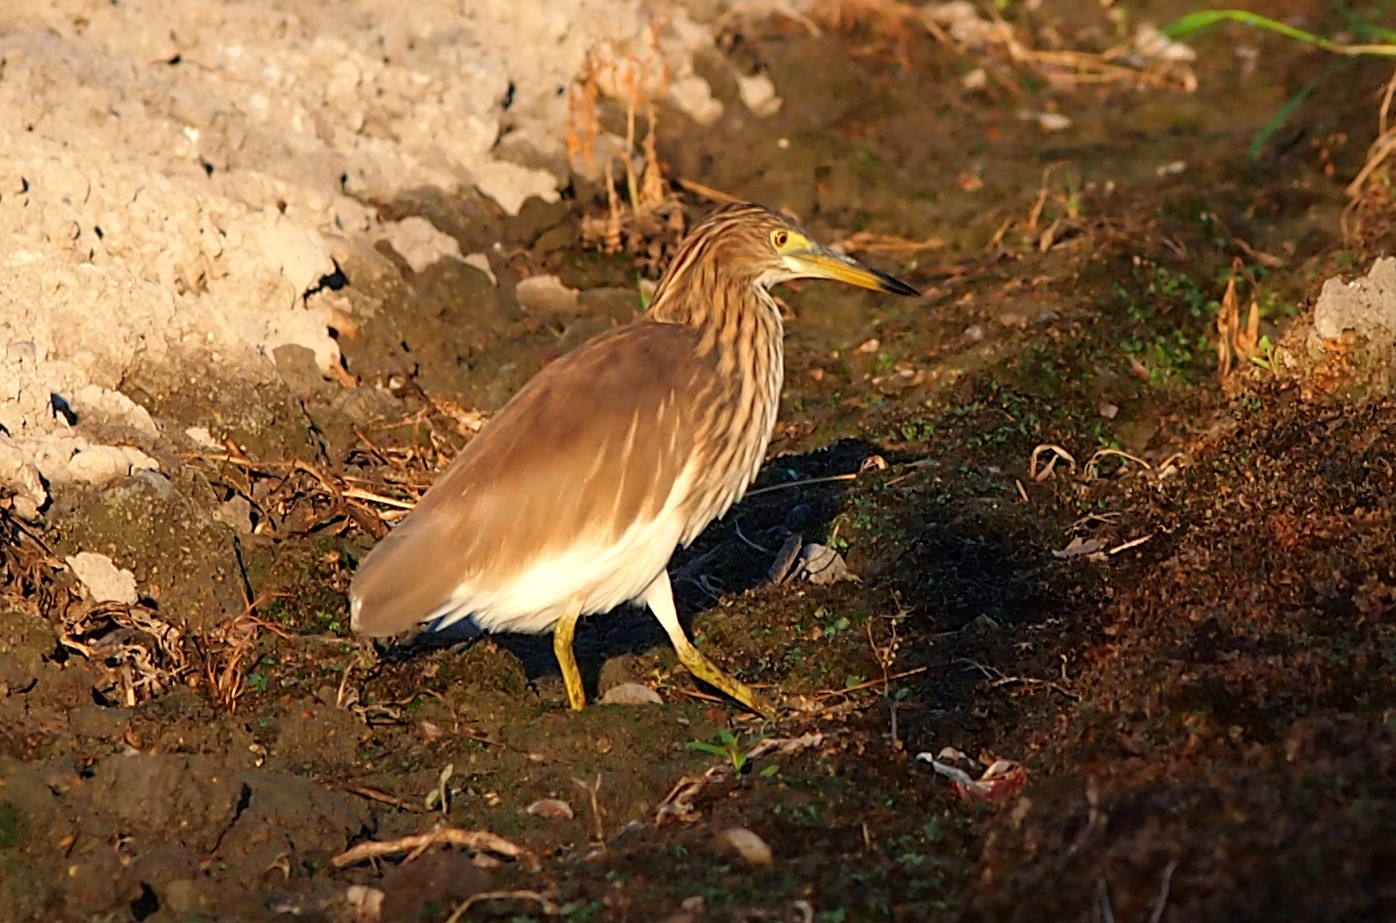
<box><xmin>951</xmin><ymin>759</ymin><xmax>1029</xmax><ymax>803</ymax></box>
<box><xmin>917</xmin><ymin>751</ymin><xmax>1029</xmax><ymax>803</ymax></box>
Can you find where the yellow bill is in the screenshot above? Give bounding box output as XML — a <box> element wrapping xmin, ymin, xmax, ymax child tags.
<box><xmin>789</xmin><ymin>245</ymin><xmax>920</xmax><ymax>297</ymax></box>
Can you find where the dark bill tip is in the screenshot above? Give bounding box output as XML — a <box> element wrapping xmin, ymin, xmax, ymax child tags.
<box><xmin>873</xmin><ymin>267</ymin><xmax>920</xmax><ymax>297</ymax></box>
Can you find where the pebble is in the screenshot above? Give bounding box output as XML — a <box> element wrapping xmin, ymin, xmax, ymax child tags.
<box><xmin>64</xmin><ymin>551</ymin><xmax>139</xmax><ymax>604</ymax></box>
<box><xmin>525</xmin><ymin>798</ymin><xmax>575</xmax><ymax>820</ymax></box>
<box><xmin>712</xmin><ymin>826</ymin><xmax>773</xmax><ymax>867</ymax></box>
<box><xmin>598</xmin><ymin>682</ymin><xmax>662</xmax><ymax>706</ymax></box>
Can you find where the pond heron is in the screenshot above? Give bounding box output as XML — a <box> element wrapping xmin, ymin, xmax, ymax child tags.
<box><xmin>349</xmin><ymin>203</ymin><xmax>918</xmax><ymax>717</ymax></box>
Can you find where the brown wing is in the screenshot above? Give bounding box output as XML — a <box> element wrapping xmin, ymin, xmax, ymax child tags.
<box><xmin>349</xmin><ymin>321</ymin><xmax>713</xmax><ymax>636</ymax></box>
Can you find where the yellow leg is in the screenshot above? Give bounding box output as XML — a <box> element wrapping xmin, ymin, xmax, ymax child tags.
<box><xmin>642</xmin><ymin>571</ymin><xmax>778</xmax><ymax>720</ymax></box>
<box><xmin>553</xmin><ymin>593</ymin><xmax>587</xmax><ymax>711</ymax></box>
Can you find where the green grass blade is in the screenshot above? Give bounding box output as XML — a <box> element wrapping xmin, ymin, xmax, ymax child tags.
<box><xmin>1247</xmin><ymin>60</ymin><xmax>1346</xmax><ymax>160</ymax></box>
<box><xmin>1164</xmin><ymin>9</ymin><xmax>1396</xmax><ymax>57</ymax></box>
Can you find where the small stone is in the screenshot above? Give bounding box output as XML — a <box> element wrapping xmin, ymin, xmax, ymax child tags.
<box><xmin>64</xmin><ymin>551</ymin><xmax>138</xmax><ymax>604</ymax></box>
<box><xmin>736</xmin><ymin>73</ymin><xmax>781</xmax><ymax>117</ymax></box>
<box><xmin>796</xmin><ymin>543</ymin><xmax>853</xmax><ymax>585</ymax></box>
<box><xmin>515</xmin><ymin>275</ymin><xmax>579</xmax><ymax>317</ymax></box>
<box><xmin>380</xmin><ymin>216</ymin><xmax>462</xmax><ymax>273</ymax></box>
<box><xmin>184</xmin><ymin>426</ymin><xmax>222</xmax><ymax>450</ymax></box>
<box><xmin>712</xmin><ymin>826</ymin><xmax>773</xmax><ymax>867</ymax></box>
<box><xmin>65</xmin><ymin>445</ymin><xmax>134</xmax><ymax>484</ymax></box>
<box><xmin>525</xmin><ymin>798</ymin><xmax>575</xmax><ymax>820</ymax></box>
<box><xmin>669</xmin><ymin>75</ymin><xmax>723</xmax><ymax>126</ymax></box>
<box><xmin>598</xmin><ymin>682</ymin><xmax>662</xmax><ymax>706</ymax></box>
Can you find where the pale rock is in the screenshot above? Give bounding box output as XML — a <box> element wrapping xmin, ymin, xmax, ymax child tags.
<box><xmin>184</xmin><ymin>426</ymin><xmax>223</xmax><ymax>450</ymax></box>
<box><xmin>525</xmin><ymin>798</ymin><xmax>576</xmax><ymax>819</ymax></box>
<box><xmin>263</xmin><ymin>305</ymin><xmax>343</xmax><ymax>377</ymax></box>
<box><xmin>736</xmin><ymin>74</ymin><xmax>782</xmax><ymax>117</ymax></box>
<box><xmin>669</xmin><ymin>76</ymin><xmax>724</xmax><ymax>126</ymax></box>
<box><xmin>380</xmin><ymin>216</ymin><xmax>462</xmax><ymax>273</ymax></box>
<box><xmin>67</xmin><ymin>445</ymin><xmax>138</xmax><ymax>484</ymax></box>
<box><xmin>472</xmin><ymin>160</ymin><xmax>561</xmax><ymax>217</ymax></box>
<box><xmin>217</xmin><ymin>495</ymin><xmax>255</xmax><ymax>534</ymax></box>
<box><xmin>1312</xmin><ymin>256</ymin><xmax>1396</xmax><ymax>344</ymax></box>
<box><xmin>796</xmin><ymin>543</ymin><xmax>854</xmax><ymax>585</ymax></box>
<box><xmin>0</xmin><ymin>436</ymin><xmax>48</xmax><ymax>520</ymax></box>
<box><xmin>73</xmin><ymin>385</ymin><xmax>160</xmax><ymax>438</ymax></box>
<box><xmin>64</xmin><ymin>551</ymin><xmax>139</xmax><ymax>605</ymax></box>
<box><xmin>712</xmin><ymin>827</ymin><xmax>773</xmax><ymax>867</ymax></box>
<box><xmin>243</xmin><ymin>214</ymin><xmax>336</xmax><ymax>296</ymax></box>
<box><xmin>598</xmin><ymin>682</ymin><xmax>663</xmax><ymax>706</ymax></box>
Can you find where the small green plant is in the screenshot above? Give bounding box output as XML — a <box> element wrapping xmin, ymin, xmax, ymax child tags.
<box><xmin>817</xmin><ymin>608</ymin><xmax>852</xmax><ymax>638</ymax></box>
<box><xmin>687</xmin><ymin>729</ymin><xmax>765</xmax><ymax>772</ymax></box>
<box><xmin>898</xmin><ymin>418</ymin><xmax>937</xmax><ymax>442</ymax></box>
<box><xmin>1249</xmin><ymin>334</ymin><xmax>1277</xmax><ymax>372</ymax></box>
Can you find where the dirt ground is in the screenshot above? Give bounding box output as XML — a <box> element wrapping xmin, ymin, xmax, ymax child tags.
<box><xmin>4</xmin><ymin>1</ymin><xmax>1396</xmax><ymax>921</ymax></box>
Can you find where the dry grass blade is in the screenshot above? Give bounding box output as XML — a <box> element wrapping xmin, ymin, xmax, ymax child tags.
<box><xmin>1084</xmin><ymin>448</ymin><xmax>1153</xmax><ymax>479</ymax></box>
<box><xmin>572</xmin><ymin>773</ymin><xmax>607</xmax><ymax>844</ymax></box>
<box><xmin>443</xmin><ymin>890</ymin><xmax>559</xmax><ymax>923</ymax></box>
<box><xmin>1215</xmin><ymin>257</ymin><xmax>1260</xmax><ymax>378</ymax></box>
<box><xmin>342</xmin><ymin>783</ymin><xmax>426</xmax><ymax>812</ymax></box>
<box><xmin>676</xmin><ymin>176</ymin><xmax>745</xmax><ymax>206</ymax></box>
<box><xmin>839</xmin><ymin>229</ymin><xmax>946</xmax><ymax>255</ymax></box>
<box><xmin>572</xmin><ymin>34</ymin><xmax>685</xmax><ymax>268</ymax></box>
<box><xmin>960</xmin><ymin>658</ymin><xmax>1080</xmax><ymax>701</ymax></box>
<box><xmin>1029</xmin><ymin>444</ymin><xmax>1077</xmax><ymax>481</ymax></box>
<box><xmin>1344</xmin><ymin>63</ymin><xmax>1396</xmax><ymax>236</ymax></box>
<box><xmin>812</xmin><ymin>666</ymin><xmax>927</xmax><ymax>702</ymax></box>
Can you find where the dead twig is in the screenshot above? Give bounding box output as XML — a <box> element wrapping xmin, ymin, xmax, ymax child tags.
<box><xmin>676</xmin><ymin>176</ymin><xmax>744</xmax><ymax>205</ymax></box>
<box><xmin>960</xmin><ymin>659</ymin><xmax>1079</xmax><ymax>701</ymax></box>
<box><xmin>1149</xmin><ymin>860</ymin><xmax>1180</xmax><ymax>923</ymax></box>
<box><xmin>342</xmin><ymin>783</ymin><xmax>426</xmax><ymax>813</ymax></box>
<box><xmin>745</xmin><ymin>472</ymin><xmax>860</xmax><ymax>498</ymax></box>
<box><xmin>572</xmin><ymin>774</ymin><xmax>607</xmax><ymax>844</ymax></box>
<box><xmin>1084</xmin><ymin>448</ymin><xmax>1153</xmax><ymax>479</ymax></box>
<box><xmin>443</xmin><ymin>890</ymin><xmax>559</xmax><ymax>923</ymax></box>
<box><xmin>812</xmin><ymin>666</ymin><xmax>927</xmax><ymax>702</ymax></box>
<box><xmin>1029</xmin><ymin>444</ymin><xmax>1077</xmax><ymax>481</ymax></box>
<box><xmin>331</xmin><ymin>826</ymin><xmax>534</xmax><ymax>870</ymax></box>
<box><xmin>1108</xmin><ymin>534</ymin><xmax>1154</xmax><ymax>556</ymax></box>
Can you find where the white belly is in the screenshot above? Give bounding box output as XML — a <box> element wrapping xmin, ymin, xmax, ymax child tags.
<box><xmin>427</xmin><ymin>468</ymin><xmax>695</xmax><ymax>635</ymax></box>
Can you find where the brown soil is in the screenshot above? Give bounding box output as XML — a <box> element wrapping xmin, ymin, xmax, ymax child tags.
<box><xmin>4</xmin><ymin>2</ymin><xmax>1396</xmax><ymax>921</ymax></box>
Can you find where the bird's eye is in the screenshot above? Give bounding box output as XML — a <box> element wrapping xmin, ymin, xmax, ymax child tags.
<box><xmin>772</xmin><ymin>230</ymin><xmax>789</xmax><ymax>248</ymax></box>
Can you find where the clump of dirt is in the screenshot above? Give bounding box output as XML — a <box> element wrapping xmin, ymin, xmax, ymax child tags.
<box><xmin>970</xmin><ymin>392</ymin><xmax>1396</xmax><ymax>922</ymax></box>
